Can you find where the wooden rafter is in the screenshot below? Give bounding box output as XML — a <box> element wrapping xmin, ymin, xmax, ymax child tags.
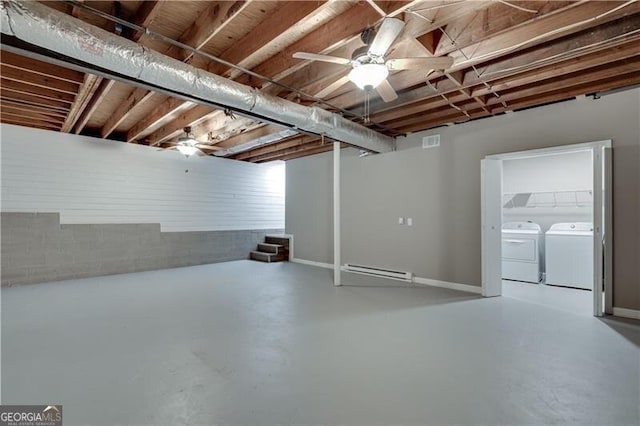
<box><xmin>172</xmin><ymin>1</ymin><xmax>250</xmax><ymax>63</ymax></box>
<box><xmin>147</xmin><ymin>105</ymin><xmax>219</xmax><ymax>145</ymax></box>
<box><xmin>126</xmin><ymin>0</ymin><xmax>165</xmax><ymax>42</ymax></box>
<box><xmin>60</xmin><ymin>74</ymin><xmax>102</xmax><ymax>133</ymax></box>
<box><xmin>107</xmin><ymin>1</ymin><xmax>251</xmax><ymax>141</ymax></box>
<box><xmin>73</xmin><ymin>79</ymin><xmax>116</xmax><ymax>134</ymax></box>
<box><xmin>98</xmin><ymin>1</ymin><xmax>166</xmax><ymax>138</ymax></box>
<box><xmin>143</xmin><ymin>1</ymin><xmax>326</xmax><ymax>146</ymax></box>
<box><xmin>352</xmin><ymin>12</ymin><xmax>640</xmax><ymax>120</ymax></box>
<box><xmin>233</xmin><ymin>134</ymin><xmax>318</xmax><ymax>161</ymax></box>
<box><xmin>126</xmin><ymin>98</ymin><xmax>194</xmax><ymax>142</ymax></box>
<box><xmin>1</xmin><ymin>80</ymin><xmax>76</xmax><ymax>103</ymax></box>
<box><xmin>1</xmin><ymin>50</ymin><xmax>85</xmax><ymax>84</ymax></box>
<box><xmin>1</xmin><ymin>65</ymin><xmax>79</xmax><ymax>95</ymax></box>
<box><xmin>4</xmin><ymin>1</ymin><xmax>640</xmax><ymax>163</ymax></box>
<box><xmin>205</xmin><ymin>1</ymin><xmax>325</xmax><ymax>78</ymax></box>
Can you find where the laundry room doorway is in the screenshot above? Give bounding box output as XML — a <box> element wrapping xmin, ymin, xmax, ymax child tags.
<box><xmin>481</xmin><ymin>141</ymin><xmax>612</xmax><ymax>317</ymax></box>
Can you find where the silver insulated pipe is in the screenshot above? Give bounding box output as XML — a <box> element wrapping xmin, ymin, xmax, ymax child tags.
<box><xmin>0</xmin><ymin>1</ymin><xmax>395</xmax><ymax>154</ymax></box>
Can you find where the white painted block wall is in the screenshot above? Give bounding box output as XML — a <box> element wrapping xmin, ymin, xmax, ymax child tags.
<box><xmin>0</xmin><ymin>124</ymin><xmax>285</xmax><ymax>232</ymax></box>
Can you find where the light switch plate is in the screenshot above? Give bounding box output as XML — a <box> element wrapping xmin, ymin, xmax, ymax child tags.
<box><xmin>398</xmin><ymin>217</ymin><xmax>404</xmax><ymax>225</ymax></box>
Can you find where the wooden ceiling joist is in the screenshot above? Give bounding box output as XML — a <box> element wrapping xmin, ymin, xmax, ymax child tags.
<box><xmin>146</xmin><ymin>105</ymin><xmax>218</xmax><ymax>145</ymax></box>
<box><xmin>126</xmin><ymin>0</ymin><xmax>165</xmax><ymax>42</ymax></box>
<box><xmin>0</xmin><ymin>94</ymin><xmax>70</xmax><ymax>115</ymax></box>
<box><xmin>1</xmin><ymin>50</ymin><xmax>85</xmax><ymax>84</ymax></box>
<box><xmin>0</xmin><ymin>81</ymin><xmax>75</xmax><ymax>104</ymax></box>
<box><xmin>449</xmin><ymin>0</ymin><xmax>640</xmax><ymax>70</ymax></box>
<box><xmin>3</xmin><ymin>1</ymin><xmax>639</xmax><ymax>162</ymax></box>
<box><xmin>1</xmin><ymin>108</ymin><xmax>64</xmax><ymax>124</ymax></box>
<box><xmin>73</xmin><ymin>79</ymin><xmax>116</xmax><ymax>134</ymax></box>
<box><xmin>352</xmin><ymin>12</ymin><xmax>640</xmax><ymax>120</ymax></box>
<box><xmin>236</xmin><ymin>2</ymin><xmax>384</xmax><ymax>85</ymax></box>
<box><xmin>257</xmin><ymin>142</ymin><xmax>341</xmax><ymax>163</ymax></box>
<box><xmin>0</xmin><ymin>65</ymin><xmax>80</xmax><ymax>95</ymax></box>
<box><xmin>173</xmin><ymin>1</ymin><xmax>250</xmax><ymax>63</ymax></box>
<box><xmin>373</xmin><ymin>36</ymin><xmax>640</xmax><ymax>124</ymax></box>
<box><xmin>401</xmin><ymin>71</ymin><xmax>640</xmax><ymax>134</ymax></box>
<box><xmin>60</xmin><ymin>74</ymin><xmax>102</xmax><ymax>133</ymax></box>
<box><xmin>100</xmin><ymin>87</ymin><xmax>154</xmax><ymax>138</ymax></box>
<box><xmin>206</xmin><ymin>1</ymin><xmax>326</xmax><ymax>78</ymax></box>
<box><xmin>126</xmin><ymin>98</ymin><xmax>194</xmax><ymax>142</ymax></box>
<box><xmin>141</xmin><ymin>1</ymin><xmax>328</xmax><ymax>146</ymax></box>
<box><xmin>234</xmin><ymin>134</ymin><xmax>319</xmax><ymax>162</ymax></box>
<box><xmin>112</xmin><ymin>1</ymin><xmax>251</xmax><ymax>142</ymax></box>
<box><xmin>246</xmin><ymin>138</ymin><xmax>329</xmax><ymax>163</ymax></box>
<box><xmin>1</xmin><ymin>114</ymin><xmax>62</xmax><ymax>130</ymax></box>
<box><xmin>0</xmin><ymin>98</ymin><xmax>67</xmax><ymax>118</ymax></box>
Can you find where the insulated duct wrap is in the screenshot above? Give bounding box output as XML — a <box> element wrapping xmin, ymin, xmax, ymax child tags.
<box><xmin>0</xmin><ymin>0</ymin><xmax>395</xmax><ymax>153</ymax></box>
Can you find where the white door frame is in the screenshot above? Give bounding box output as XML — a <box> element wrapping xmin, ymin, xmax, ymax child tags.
<box><xmin>481</xmin><ymin>140</ymin><xmax>612</xmax><ymax>316</ymax></box>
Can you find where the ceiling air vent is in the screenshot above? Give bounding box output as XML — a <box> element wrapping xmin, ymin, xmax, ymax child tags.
<box><xmin>422</xmin><ymin>134</ymin><xmax>440</xmax><ymax>148</ymax></box>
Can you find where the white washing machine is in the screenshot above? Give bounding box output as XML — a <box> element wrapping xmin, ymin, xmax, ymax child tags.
<box><xmin>545</xmin><ymin>223</ymin><xmax>594</xmax><ymax>290</ymax></box>
<box><xmin>502</xmin><ymin>222</ymin><xmax>544</xmax><ymax>283</ymax></box>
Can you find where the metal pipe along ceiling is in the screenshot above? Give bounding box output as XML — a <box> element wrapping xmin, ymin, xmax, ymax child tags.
<box><xmin>0</xmin><ymin>1</ymin><xmax>395</xmax><ymax>154</ymax></box>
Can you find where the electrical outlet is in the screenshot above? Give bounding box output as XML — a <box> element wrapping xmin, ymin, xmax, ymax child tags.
<box><xmin>398</xmin><ymin>217</ymin><xmax>404</xmax><ymax>225</ymax></box>
<box><xmin>407</xmin><ymin>218</ymin><xmax>413</xmax><ymax>226</ymax></box>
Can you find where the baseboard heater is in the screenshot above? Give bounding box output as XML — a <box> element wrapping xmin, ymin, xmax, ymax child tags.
<box><xmin>342</xmin><ymin>263</ymin><xmax>413</xmax><ymax>282</ymax></box>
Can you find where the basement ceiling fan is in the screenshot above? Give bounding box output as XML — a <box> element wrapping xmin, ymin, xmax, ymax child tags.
<box><xmin>160</xmin><ymin>127</ymin><xmax>209</xmax><ymax>158</ymax></box>
<box><xmin>293</xmin><ymin>17</ymin><xmax>454</xmax><ymax>102</ymax></box>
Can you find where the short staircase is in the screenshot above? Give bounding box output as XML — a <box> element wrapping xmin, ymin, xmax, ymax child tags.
<box><xmin>250</xmin><ymin>235</ymin><xmax>290</xmax><ymax>263</ymax></box>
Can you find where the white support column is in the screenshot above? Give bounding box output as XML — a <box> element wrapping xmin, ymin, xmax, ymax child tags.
<box><xmin>333</xmin><ymin>141</ymin><xmax>341</xmax><ymax>286</ymax></box>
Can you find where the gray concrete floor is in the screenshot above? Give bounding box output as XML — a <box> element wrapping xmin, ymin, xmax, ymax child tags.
<box><xmin>502</xmin><ymin>280</ymin><xmax>594</xmax><ymax>316</ymax></box>
<box><xmin>2</xmin><ymin>260</ymin><xmax>639</xmax><ymax>426</ymax></box>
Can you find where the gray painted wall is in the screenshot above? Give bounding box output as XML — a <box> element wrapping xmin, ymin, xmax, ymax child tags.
<box><xmin>285</xmin><ymin>153</ymin><xmax>334</xmax><ymax>263</ymax></box>
<box><xmin>1</xmin><ymin>212</ymin><xmax>282</xmax><ymax>286</ymax></box>
<box><xmin>285</xmin><ymin>88</ymin><xmax>640</xmax><ymax>310</ymax></box>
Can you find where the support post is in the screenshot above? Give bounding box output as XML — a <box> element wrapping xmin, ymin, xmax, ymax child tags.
<box><xmin>333</xmin><ymin>141</ymin><xmax>341</xmax><ymax>286</ymax></box>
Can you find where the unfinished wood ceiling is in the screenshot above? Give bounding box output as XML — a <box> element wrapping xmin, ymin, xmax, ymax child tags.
<box><xmin>1</xmin><ymin>1</ymin><xmax>639</xmax><ymax>162</ymax></box>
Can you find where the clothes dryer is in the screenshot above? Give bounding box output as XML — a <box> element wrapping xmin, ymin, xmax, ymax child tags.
<box><xmin>545</xmin><ymin>222</ymin><xmax>593</xmax><ymax>290</ymax></box>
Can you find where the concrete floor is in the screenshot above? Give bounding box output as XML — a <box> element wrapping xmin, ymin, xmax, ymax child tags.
<box><xmin>502</xmin><ymin>280</ymin><xmax>594</xmax><ymax>316</ymax></box>
<box><xmin>2</xmin><ymin>261</ymin><xmax>639</xmax><ymax>425</ymax></box>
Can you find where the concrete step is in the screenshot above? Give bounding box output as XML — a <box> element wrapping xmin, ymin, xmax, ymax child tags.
<box><xmin>250</xmin><ymin>251</ymin><xmax>287</xmax><ymax>263</ymax></box>
<box><xmin>257</xmin><ymin>242</ymin><xmax>283</xmax><ymax>254</ymax></box>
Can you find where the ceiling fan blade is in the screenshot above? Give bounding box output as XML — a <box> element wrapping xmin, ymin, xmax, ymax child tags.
<box><xmin>196</xmin><ymin>144</ymin><xmax>222</xmax><ymax>151</ymax></box>
<box><xmin>368</xmin><ymin>17</ymin><xmax>404</xmax><ymax>57</ymax></box>
<box><xmin>292</xmin><ymin>52</ymin><xmax>351</xmax><ymax>65</ymax></box>
<box><xmin>376</xmin><ymin>79</ymin><xmax>398</xmax><ymax>103</ymax></box>
<box><xmin>386</xmin><ymin>56</ymin><xmax>454</xmax><ymax>71</ymax></box>
<box><xmin>315</xmin><ymin>74</ymin><xmax>352</xmax><ymax>99</ymax></box>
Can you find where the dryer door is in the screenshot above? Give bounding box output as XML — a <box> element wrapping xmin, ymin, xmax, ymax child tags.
<box><xmin>502</xmin><ymin>237</ymin><xmax>537</xmax><ymax>261</ymax></box>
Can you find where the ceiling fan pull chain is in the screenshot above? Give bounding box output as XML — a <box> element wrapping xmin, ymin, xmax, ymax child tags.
<box><xmin>364</xmin><ymin>90</ymin><xmax>371</xmax><ymax>124</ymax></box>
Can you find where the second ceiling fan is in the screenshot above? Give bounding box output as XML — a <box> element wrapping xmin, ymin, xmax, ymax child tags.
<box><xmin>293</xmin><ymin>17</ymin><xmax>454</xmax><ymax>102</ymax></box>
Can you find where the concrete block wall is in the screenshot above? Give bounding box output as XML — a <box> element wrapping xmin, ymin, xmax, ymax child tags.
<box><xmin>1</xmin><ymin>212</ymin><xmax>283</xmax><ymax>286</ymax></box>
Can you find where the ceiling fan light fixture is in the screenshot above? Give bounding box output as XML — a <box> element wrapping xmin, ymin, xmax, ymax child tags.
<box><xmin>176</xmin><ymin>141</ymin><xmax>198</xmax><ymax>157</ymax></box>
<box><xmin>349</xmin><ymin>63</ymin><xmax>389</xmax><ymax>90</ymax></box>
<box><xmin>176</xmin><ymin>126</ymin><xmax>199</xmax><ymax>157</ymax></box>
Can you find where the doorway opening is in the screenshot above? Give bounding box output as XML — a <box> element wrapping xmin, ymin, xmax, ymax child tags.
<box><xmin>481</xmin><ymin>141</ymin><xmax>612</xmax><ymax>317</ymax></box>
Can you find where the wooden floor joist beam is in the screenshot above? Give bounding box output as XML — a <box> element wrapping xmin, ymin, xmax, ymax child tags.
<box><xmin>60</xmin><ymin>74</ymin><xmax>102</xmax><ymax>133</ymax></box>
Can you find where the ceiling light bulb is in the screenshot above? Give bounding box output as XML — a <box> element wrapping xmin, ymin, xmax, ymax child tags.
<box><xmin>348</xmin><ymin>63</ymin><xmax>389</xmax><ymax>90</ymax></box>
<box><xmin>177</xmin><ymin>140</ymin><xmax>198</xmax><ymax>157</ymax></box>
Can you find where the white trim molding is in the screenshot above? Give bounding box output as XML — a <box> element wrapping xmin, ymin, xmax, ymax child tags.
<box><xmin>412</xmin><ymin>277</ymin><xmax>482</xmax><ymax>294</ymax></box>
<box><xmin>612</xmin><ymin>307</ymin><xmax>640</xmax><ymax>320</ymax></box>
<box><xmin>292</xmin><ymin>258</ymin><xmax>333</xmax><ymax>269</ymax></box>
